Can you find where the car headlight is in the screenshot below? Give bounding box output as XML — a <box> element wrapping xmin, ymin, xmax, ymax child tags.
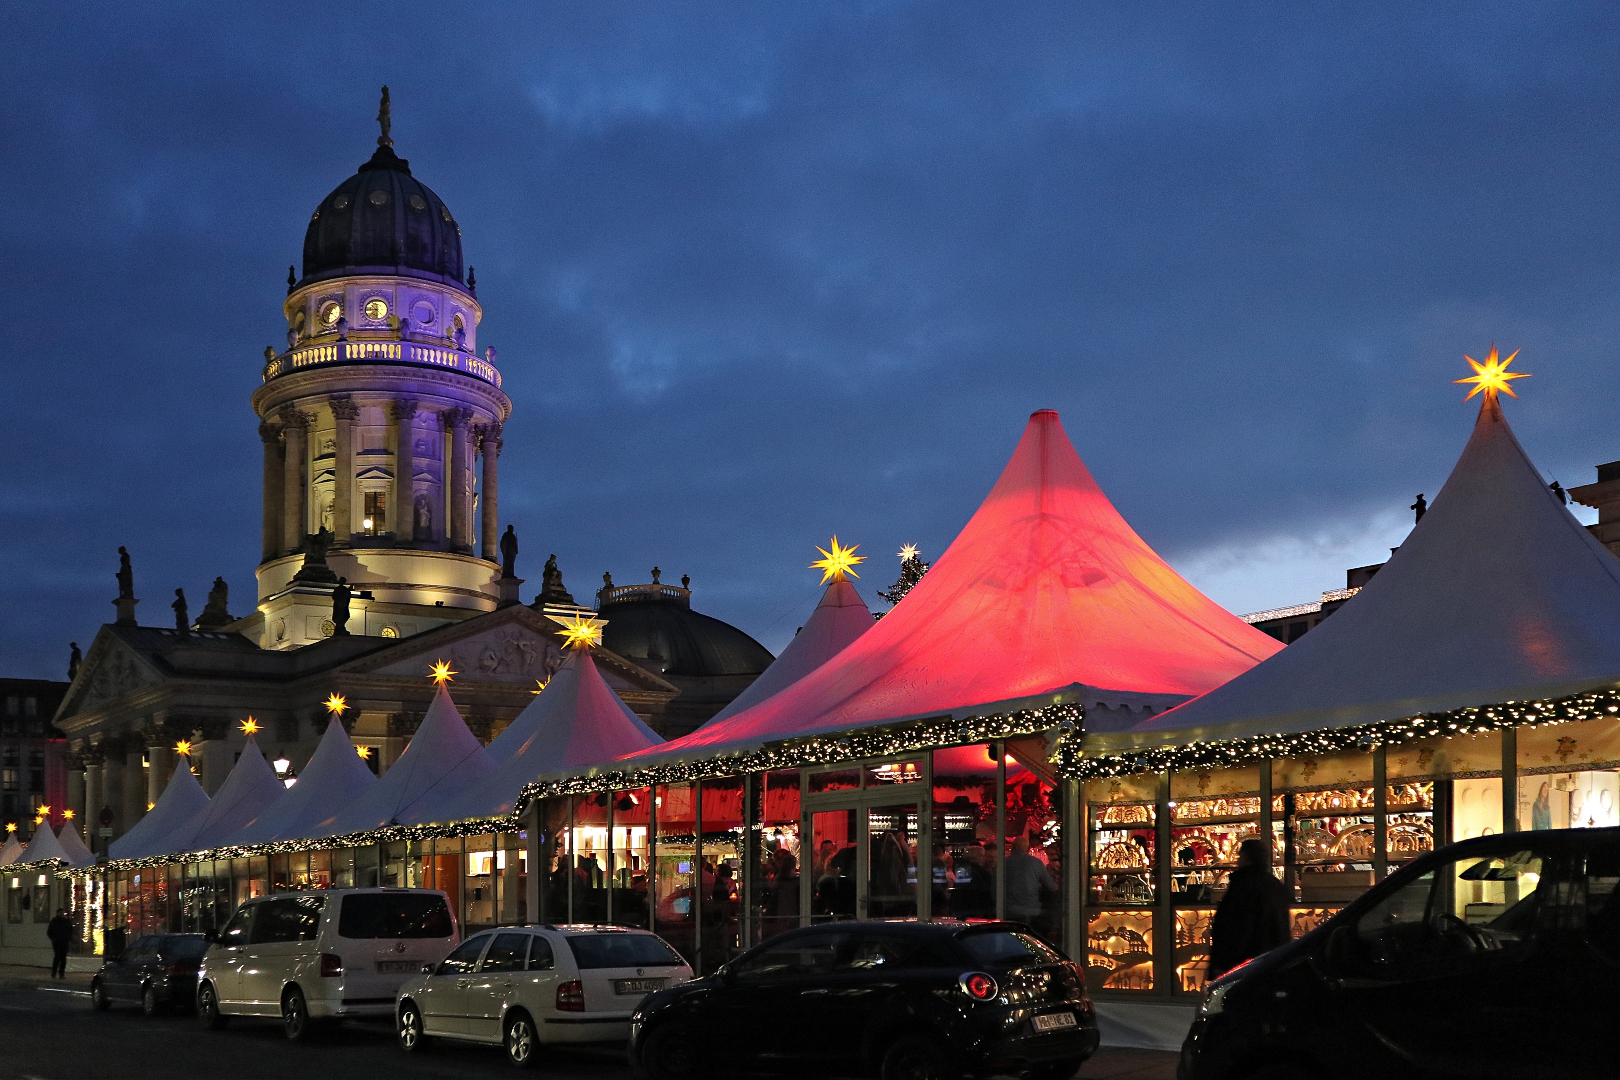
<box><xmin>1200</xmin><ymin>982</ymin><xmax>1231</xmax><ymax>1017</ymax></box>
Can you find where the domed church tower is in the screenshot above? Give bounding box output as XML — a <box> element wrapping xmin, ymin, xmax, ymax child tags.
<box><xmin>249</xmin><ymin>89</ymin><xmax>511</xmax><ymax>650</ymax></box>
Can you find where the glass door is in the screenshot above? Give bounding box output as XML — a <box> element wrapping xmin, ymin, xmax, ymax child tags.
<box><xmin>865</xmin><ymin>804</ymin><xmax>918</xmax><ymax>919</ymax></box>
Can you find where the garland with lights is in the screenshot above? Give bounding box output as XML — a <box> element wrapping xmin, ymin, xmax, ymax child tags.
<box><xmin>511</xmin><ymin>700</ymin><xmax>1084</xmax><ymax>816</ymax></box>
<box><xmin>1055</xmin><ymin>684</ymin><xmax>1620</xmax><ymax>779</ymax></box>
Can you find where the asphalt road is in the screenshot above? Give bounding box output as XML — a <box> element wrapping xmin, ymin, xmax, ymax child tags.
<box><xmin>0</xmin><ymin>970</ymin><xmax>1174</xmax><ymax>1080</ymax></box>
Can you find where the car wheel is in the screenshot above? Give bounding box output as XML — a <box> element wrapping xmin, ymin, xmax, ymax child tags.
<box><xmin>90</xmin><ymin>978</ymin><xmax>110</xmax><ymax>1012</ymax></box>
<box><xmin>282</xmin><ymin>987</ymin><xmax>313</xmax><ymax>1043</ymax></box>
<box><xmin>398</xmin><ymin>1001</ymin><xmax>431</xmax><ymax>1053</ymax></box>
<box><xmin>881</xmin><ymin>1035</ymin><xmax>959</xmax><ymax>1080</ymax></box>
<box><xmin>141</xmin><ymin>983</ymin><xmax>164</xmax><ymax>1017</ymax></box>
<box><xmin>1025</xmin><ymin>1061</ymin><xmax>1084</xmax><ymax>1080</ymax></box>
<box><xmin>641</xmin><ymin>1023</ymin><xmax>700</xmax><ymax>1080</ymax></box>
<box><xmin>197</xmin><ymin>982</ymin><xmax>229</xmax><ymax>1030</ymax></box>
<box><xmin>504</xmin><ymin>1010</ymin><xmax>538</xmax><ymax>1069</ymax></box>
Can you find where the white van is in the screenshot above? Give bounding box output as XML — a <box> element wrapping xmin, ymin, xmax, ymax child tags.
<box><xmin>197</xmin><ymin>888</ymin><xmax>458</xmax><ymax>1041</ymax></box>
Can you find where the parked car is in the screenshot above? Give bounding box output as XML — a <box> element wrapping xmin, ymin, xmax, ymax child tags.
<box><xmin>90</xmin><ymin>933</ymin><xmax>211</xmax><ymax>1016</ymax></box>
<box><xmin>629</xmin><ymin>920</ymin><xmax>1098</xmax><ymax>1080</ymax></box>
<box><xmin>395</xmin><ymin>923</ymin><xmax>693</xmax><ymax>1068</ymax></box>
<box><xmin>196</xmin><ymin>887</ymin><xmax>457</xmax><ymax>1041</ymax></box>
<box><xmin>1179</xmin><ymin>827</ymin><xmax>1620</xmax><ymax>1080</ymax></box>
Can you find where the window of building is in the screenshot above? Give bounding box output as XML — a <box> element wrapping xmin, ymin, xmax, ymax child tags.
<box><xmin>363</xmin><ymin>491</ymin><xmax>387</xmax><ymax>535</ymax></box>
<box><xmin>22</xmin><ymin>698</ymin><xmax>36</xmax><ymax>717</ymax></box>
<box><xmin>3</xmin><ymin>698</ymin><xmax>15</xmax><ymax>716</ymax></box>
<box><xmin>1</xmin><ymin>769</ymin><xmax>15</xmax><ymax>792</ymax></box>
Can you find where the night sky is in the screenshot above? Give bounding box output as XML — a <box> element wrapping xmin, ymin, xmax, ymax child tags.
<box><xmin>5</xmin><ymin>4</ymin><xmax>1619</xmax><ymax>681</ymax></box>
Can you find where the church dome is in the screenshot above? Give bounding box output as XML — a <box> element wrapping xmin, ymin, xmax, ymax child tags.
<box><xmin>299</xmin><ymin>143</ymin><xmax>464</xmax><ymax>289</ymax></box>
<box><xmin>599</xmin><ymin>585</ymin><xmax>774</xmax><ymax>679</ymax></box>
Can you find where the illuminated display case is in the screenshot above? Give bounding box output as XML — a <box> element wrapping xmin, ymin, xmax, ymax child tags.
<box><xmin>1088</xmin><ymin>800</ymin><xmax>1156</xmax><ymax>905</ymax></box>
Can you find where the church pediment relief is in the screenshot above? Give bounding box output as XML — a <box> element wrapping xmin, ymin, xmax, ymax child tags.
<box><xmin>365</xmin><ymin>624</ymin><xmax>566</xmax><ymax>685</ymax></box>
<box><xmin>59</xmin><ymin>634</ymin><xmax>161</xmax><ymax>719</ymax></box>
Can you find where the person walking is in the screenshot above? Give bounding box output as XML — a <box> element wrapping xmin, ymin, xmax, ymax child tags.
<box><xmin>1207</xmin><ymin>839</ymin><xmax>1291</xmax><ymax>980</ymax></box>
<box><xmin>46</xmin><ymin>908</ymin><xmax>72</xmax><ymax>979</ymax></box>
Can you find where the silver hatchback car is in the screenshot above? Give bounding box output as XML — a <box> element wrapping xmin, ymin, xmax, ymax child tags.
<box><xmin>395</xmin><ymin>924</ymin><xmax>692</xmax><ymax>1067</ymax></box>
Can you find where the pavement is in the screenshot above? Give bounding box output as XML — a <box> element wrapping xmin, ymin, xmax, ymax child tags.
<box><xmin>0</xmin><ymin>964</ymin><xmax>1176</xmax><ymax>1080</ymax></box>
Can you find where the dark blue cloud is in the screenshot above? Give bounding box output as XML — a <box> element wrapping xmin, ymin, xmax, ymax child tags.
<box><xmin>3</xmin><ymin>3</ymin><xmax>1618</xmax><ymax>678</ymax></box>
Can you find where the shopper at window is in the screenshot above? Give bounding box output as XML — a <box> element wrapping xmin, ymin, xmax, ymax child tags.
<box><xmin>1003</xmin><ymin>835</ymin><xmax>1055</xmax><ymax>924</ymax></box>
<box><xmin>1208</xmin><ymin>839</ymin><xmax>1290</xmax><ymax>980</ymax></box>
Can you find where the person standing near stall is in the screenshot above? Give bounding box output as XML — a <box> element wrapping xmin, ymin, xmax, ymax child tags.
<box><xmin>46</xmin><ymin>908</ymin><xmax>72</xmax><ymax>979</ymax></box>
<box><xmin>1207</xmin><ymin>839</ymin><xmax>1291</xmax><ymax>980</ymax></box>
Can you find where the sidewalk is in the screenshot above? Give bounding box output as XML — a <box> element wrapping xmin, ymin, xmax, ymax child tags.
<box><xmin>0</xmin><ymin>963</ymin><xmax>94</xmax><ymax>989</ymax></box>
<box><xmin>1080</xmin><ymin>1048</ymin><xmax>1179</xmax><ymax>1079</ymax></box>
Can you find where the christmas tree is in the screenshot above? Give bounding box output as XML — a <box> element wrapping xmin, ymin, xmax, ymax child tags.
<box><xmin>876</xmin><ymin>544</ymin><xmax>929</xmax><ymax>617</ymax></box>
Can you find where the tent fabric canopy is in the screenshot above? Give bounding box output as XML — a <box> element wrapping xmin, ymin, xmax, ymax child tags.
<box><xmin>56</xmin><ymin>822</ymin><xmax>95</xmax><ymax>868</ymax></box>
<box><xmin>1101</xmin><ymin>398</ymin><xmax>1620</xmax><ymax>753</ymax></box>
<box><xmin>151</xmin><ymin>735</ymin><xmax>285</xmax><ymax>856</ymax></box>
<box><xmin>705</xmin><ymin>576</ymin><xmax>873</xmax><ymax>725</ymax></box>
<box><xmin>317</xmin><ymin>683</ymin><xmax>494</xmax><ymax>836</ymax></box>
<box><xmin>611</xmin><ymin>409</ymin><xmax>1281</xmax><ymax>772</ymax></box>
<box><xmin>409</xmin><ymin>649</ymin><xmax>663</xmax><ymax>825</ymax></box>
<box><xmin>109</xmin><ymin>758</ymin><xmax>210</xmax><ymax>860</ymax></box>
<box><xmin>0</xmin><ymin>834</ymin><xmax>22</xmax><ymax>866</ymax></box>
<box><xmin>19</xmin><ymin>821</ymin><xmax>70</xmax><ymax>866</ymax></box>
<box><xmin>224</xmin><ymin>712</ymin><xmax>376</xmax><ymax>846</ymax></box>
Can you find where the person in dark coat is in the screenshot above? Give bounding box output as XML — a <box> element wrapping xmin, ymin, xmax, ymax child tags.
<box><xmin>1207</xmin><ymin>839</ymin><xmax>1291</xmax><ymax>980</ymax></box>
<box><xmin>46</xmin><ymin>908</ymin><xmax>72</xmax><ymax>979</ymax></box>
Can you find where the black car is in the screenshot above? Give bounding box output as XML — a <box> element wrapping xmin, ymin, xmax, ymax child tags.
<box><xmin>630</xmin><ymin>920</ymin><xmax>1098</xmax><ymax>1080</ymax></box>
<box><xmin>1180</xmin><ymin>827</ymin><xmax>1620</xmax><ymax>1080</ymax></box>
<box><xmin>90</xmin><ymin>934</ymin><xmax>211</xmax><ymax>1016</ymax></box>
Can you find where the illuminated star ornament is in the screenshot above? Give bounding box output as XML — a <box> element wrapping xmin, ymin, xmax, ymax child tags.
<box><xmin>811</xmin><ymin>536</ymin><xmax>866</xmax><ymax>584</ymax></box>
<box><xmin>324</xmin><ymin>692</ymin><xmax>348</xmax><ymax>716</ymax></box>
<box><xmin>356</xmin><ymin>745</ymin><xmax>373</xmax><ymax>760</ymax></box>
<box><xmin>174</xmin><ymin>740</ymin><xmax>192</xmax><ymax>757</ymax></box>
<box><xmin>545</xmin><ymin>612</ymin><xmax>606</xmax><ymax>650</ymax></box>
<box><xmin>4</xmin><ymin>823</ymin><xmax>14</xmax><ymax>833</ymax></box>
<box><xmin>239</xmin><ymin>717</ymin><xmax>260</xmax><ymax>737</ymax></box>
<box><xmin>429</xmin><ymin>659</ymin><xmax>457</xmax><ymax>685</ymax></box>
<box><xmin>1455</xmin><ymin>344</ymin><xmax>1529</xmax><ymax>402</ymax></box>
<box><xmin>531</xmin><ymin>678</ymin><xmax>550</xmax><ymax>695</ymax></box>
<box><xmin>62</xmin><ymin>809</ymin><xmax>74</xmax><ymax>821</ymax></box>
<box><xmin>898</xmin><ymin>544</ymin><xmax>920</xmax><ymax>562</ymax></box>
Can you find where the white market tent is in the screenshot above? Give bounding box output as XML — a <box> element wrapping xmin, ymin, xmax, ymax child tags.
<box><xmin>1095</xmin><ymin>393</ymin><xmax>1620</xmax><ymax>757</ymax></box>
<box><xmin>316</xmin><ymin>683</ymin><xmax>494</xmax><ymax>836</ymax></box>
<box><xmin>56</xmin><ymin>822</ymin><xmax>96</xmax><ymax>868</ymax></box>
<box><xmin>108</xmin><ymin>759</ymin><xmax>210</xmax><ymax>860</ymax></box>
<box><xmin>0</xmin><ymin>834</ymin><xmax>21</xmax><ymax>865</ymax></box>
<box><xmin>704</xmin><ymin>575</ymin><xmax>873</xmax><ymax>725</ymax></box>
<box><xmin>224</xmin><ymin>713</ymin><xmax>377</xmax><ymax>846</ymax></box>
<box><xmin>409</xmin><ymin>648</ymin><xmax>662</xmax><ymax>825</ymax></box>
<box><xmin>150</xmin><ymin>735</ymin><xmax>285</xmax><ymax>855</ymax></box>
<box><xmin>18</xmin><ymin>819</ymin><xmax>70</xmax><ymax>866</ymax></box>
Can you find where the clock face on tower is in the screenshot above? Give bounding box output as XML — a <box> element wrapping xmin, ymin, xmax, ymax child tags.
<box><xmin>320</xmin><ymin>301</ymin><xmax>342</xmax><ymax>328</ymax></box>
<box><xmin>364</xmin><ymin>298</ymin><xmax>388</xmax><ymax>320</ymax></box>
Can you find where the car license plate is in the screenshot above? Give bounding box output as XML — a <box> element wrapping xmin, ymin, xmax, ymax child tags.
<box><xmin>376</xmin><ymin>960</ymin><xmax>417</xmax><ymax>974</ymax></box>
<box><xmin>613</xmin><ymin>978</ymin><xmax>665</xmax><ymax>995</ymax></box>
<box><xmin>1033</xmin><ymin>1012</ymin><xmax>1077</xmax><ymax>1032</ymax></box>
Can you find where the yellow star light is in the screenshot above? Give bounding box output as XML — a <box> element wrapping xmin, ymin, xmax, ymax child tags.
<box><xmin>62</xmin><ymin>809</ymin><xmax>74</xmax><ymax>821</ymax></box>
<box><xmin>429</xmin><ymin>659</ymin><xmax>457</xmax><ymax>685</ymax></box>
<box><xmin>545</xmin><ymin>612</ymin><xmax>606</xmax><ymax>650</ymax></box>
<box><xmin>174</xmin><ymin>740</ymin><xmax>192</xmax><ymax>757</ymax></box>
<box><xmin>898</xmin><ymin>544</ymin><xmax>920</xmax><ymax>562</ymax></box>
<box><xmin>811</xmin><ymin>536</ymin><xmax>866</xmax><ymax>584</ymax></box>
<box><xmin>1455</xmin><ymin>344</ymin><xmax>1529</xmax><ymax>402</ymax></box>
<box><xmin>324</xmin><ymin>692</ymin><xmax>348</xmax><ymax>716</ymax></box>
<box><xmin>356</xmin><ymin>745</ymin><xmax>373</xmax><ymax>760</ymax></box>
<box><xmin>239</xmin><ymin>717</ymin><xmax>260</xmax><ymax>736</ymax></box>
<box><xmin>4</xmin><ymin>823</ymin><xmax>14</xmax><ymax>833</ymax></box>
<box><xmin>531</xmin><ymin>678</ymin><xmax>550</xmax><ymax>695</ymax></box>
<box><xmin>36</xmin><ymin>806</ymin><xmax>50</xmax><ymax>818</ymax></box>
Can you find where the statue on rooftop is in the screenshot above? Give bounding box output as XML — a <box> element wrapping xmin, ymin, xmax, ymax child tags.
<box><xmin>651</xmin><ymin>566</ymin><xmax>662</xmax><ymax>584</ymax></box>
<box><xmin>331</xmin><ymin>578</ymin><xmax>351</xmax><ymax>636</ymax></box>
<box><xmin>197</xmin><ymin>577</ymin><xmax>232</xmax><ymax>630</ymax></box>
<box><xmin>1411</xmin><ymin>494</ymin><xmax>1427</xmax><ymax>523</ymax></box>
<box><xmin>377</xmin><ymin>85</ymin><xmax>392</xmax><ymax>148</ymax></box>
<box><xmin>68</xmin><ymin>642</ymin><xmax>81</xmax><ymax>681</ymax></box>
<box><xmin>293</xmin><ymin>527</ymin><xmax>339</xmax><ymax>583</ymax></box>
<box><xmin>116</xmin><ymin>547</ymin><xmax>134</xmax><ymax>600</ymax></box>
<box><xmin>500</xmin><ymin>525</ymin><xmax>519</xmax><ymax>579</ymax></box>
<box><xmin>539</xmin><ymin>554</ymin><xmax>576</xmax><ymax>606</ymax></box>
<box><xmin>172</xmin><ymin>589</ymin><xmax>189</xmax><ymax>634</ymax></box>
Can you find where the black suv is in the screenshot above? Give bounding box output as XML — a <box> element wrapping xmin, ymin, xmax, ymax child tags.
<box><xmin>1180</xmin><ymin>827</ymin><xmax>1620</xmax><ymax>1080</ymax></box>
<box><xmin>630</xmin><ymin>920</ymin><xmax>1098</xmax><ymax>1080</ymax></box>
<box><xmin>90</xmin><ymin>933</ymin><xmax>211</xmax><ymax>1016</ymax></box>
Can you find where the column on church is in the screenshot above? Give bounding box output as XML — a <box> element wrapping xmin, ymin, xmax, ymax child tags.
<box><xmin>146</xmin><ymin>742</ymin><xmax>172</xmax><ymax>809</ymax></box>
<box><xmin>445</xmin><ymin>408</ymin><xmax>471</xmax><ymax>551</ymax></box>
<box><xmin>101</xmin><ymin>751</ymin><xmax>124</xmax><ymax>842</ymax></box>
<box><xmin>330</xmin><ymin>395</ymin><xmax>359</xmax><ymax>546</ymax></box>
<box><xmin>82</xmin><ymin>755</ymin><xmax>102</xmax><ymax>850</ymax></box>
<box><xmin>393</xmin><ymin>399</ymin><xmax>417</xmax><ymax>542</ymax></box>
<box><xmin>66</xmin><ymin>760</ymin><xmax>85</xmax><ymax>849</ymax></box>
<box><xmin>479</xmin><ymin>422</ymin><xmax>501</xmax><ymax>562</ymax></box>
<box><xmin>197</xmin><ymin>725</ymin><xmax>230</xmax><ymax>795</ymax></box>
<box><xmin>260</xmin><ymin>420</ymin><xmax>283</xmax><ymax>562</ymax></box>
<box><xmin>121</xmin><ymin>744</ymin><xmax>145</xmax><ymax>832</ymax></box>
<box><xmin>281</xmin><ymin>408</ymin><xmax>310</xmax><ymax>554</ymax></box>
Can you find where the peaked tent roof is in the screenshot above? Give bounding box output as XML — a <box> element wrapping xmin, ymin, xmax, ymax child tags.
<box><xmin>151</xmin><ymin>736</ymin><xmax>285</xmax><ymax>856</ymax></box>
<box><xmin>19</xmin><ymin>819</ymin><xmax>70</xmax><ymax>866</ymax></box>
<box><xmin>225</xmin><ymin>715</ymin><xmax>376</xmax><ymax>846</ymax></box>
<box><xmin>411</xmin><ymin>649</ymin><xmax>662</xmax><ymax>825</ymax></box>
<box><xmin>1102</xmin><ymin>396</ymin><xmax>1620</xmax><ymax>754</ymax></box>
<box><xmin>610</xmin><ymin>409</ymin><xmax>1282</xmax><ymax>771</ymax></box>
<box><xmin>318</xmin><ymin>683</ymin><xmax>495</xmax><ymax>836</ymax></box>
<box><xmin>57</xmin><ymin>822</ymin><xmax>96</xmax><ymax>868</ymax></box>
<box><xmin>706</xmin><ymin>577</ymin><xmax>873</xmax><ymax>724</ymax></box>
<box><xmin>109</xmin><ymin>760</ymin><xmax>210</xmax><ymax>860</ymax></box>
<box><xmin>0</xmin><ymin>834</ymin><xmax>21</xmax><ymax>865</ymax></box>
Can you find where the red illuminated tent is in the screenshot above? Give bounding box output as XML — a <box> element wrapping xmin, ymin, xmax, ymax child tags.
<box><xmin>603</xmin><ymin>409</ymin><xmax>1281</xmax><ymax>773</ymax></box>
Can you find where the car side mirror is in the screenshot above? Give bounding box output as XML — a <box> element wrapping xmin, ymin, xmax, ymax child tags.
<box><xmin>422</xmin><ymin>964</ymin><xmax>435</xmax><ymax>975</ymax></box>
<box><xmin>1325</xmin><ymin>924</ymin><xmax>1358</xmax><ymax>971</ymax></box>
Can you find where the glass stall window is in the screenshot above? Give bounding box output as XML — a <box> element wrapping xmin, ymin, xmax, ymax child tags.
<box><xmin>654</xmin><ymin>784</ymin><xmax>697</xmax><ymax>966</ymax></box>
<box><xmin>701</xmin><ymin>777</ymin><xmax>745</xmax><ymax>968</ymax></box>
<box><xmin>1089</xmin><ymin>800</ymin><xmax>1156</xmax><ymax>906</ymax></box>
<box><xmin>609</xmin><ymin>789</ymin><xmax>651</xmax><ymax>929</ymax></box>
<box><xmin>931</xmin><ymin>744</ymin><xmax>999</xmax><ymax>919</ymax></box>
<box><xmin>755</xmin><ymin>770</ymin><xmax>800</xmax><ymax>941</ymax></box>
<box><xmin>1086</xmin><ymin>909</ymin><xmax>1153</xmax><ymax>993</ymax></box>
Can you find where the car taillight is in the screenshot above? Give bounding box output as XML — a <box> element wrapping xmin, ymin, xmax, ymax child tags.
<box><xmin>165</xmin><ymin>964</ymin><xmax>185</xmax><ymax>981</ymax></box>
<box><xmin>556</xmin><ymin>980</ymin><xmax>585</xmax><ymax>1012</ymax></box>
<box><xmin>320</xmin><ymin>953</ymin><xmax>343</xmax><ymax>978</ymax></box>
<box><xmin>959</xmin><ymin>972</ymin><xmax>998</xmax><ymax>1001</ymax></box>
